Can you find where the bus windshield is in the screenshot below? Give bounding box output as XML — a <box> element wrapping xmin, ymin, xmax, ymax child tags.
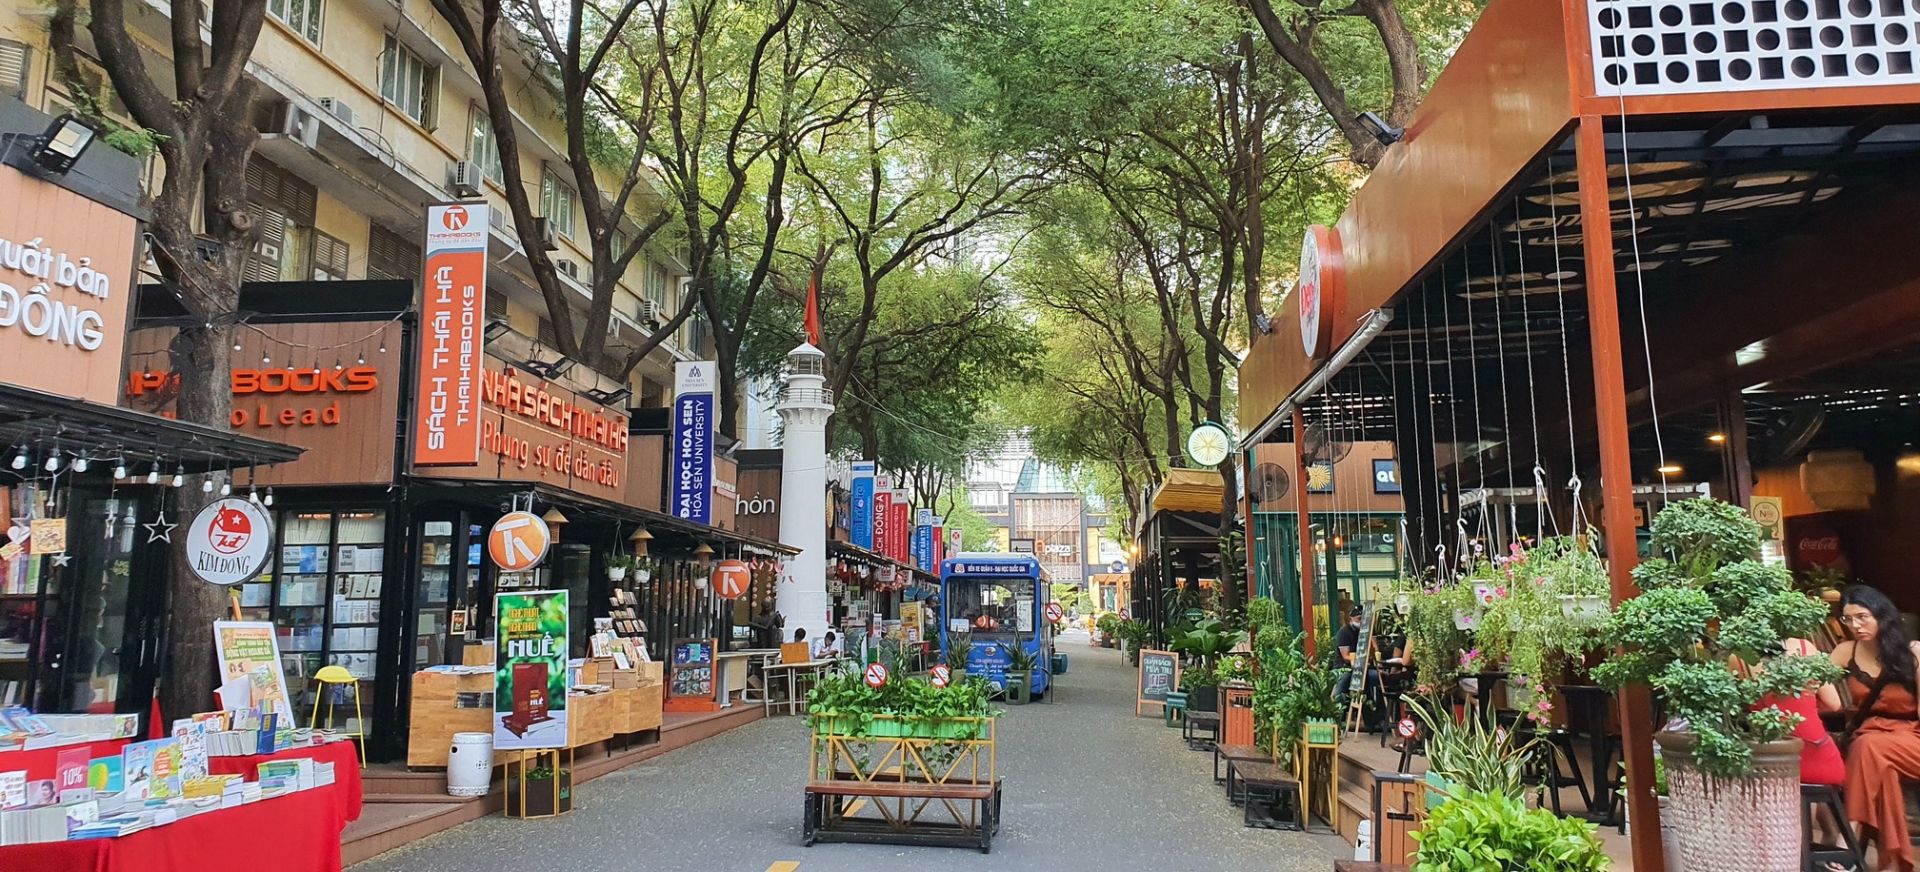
<box><xmin>946</xmin><ymin>577</ymin><xmax>1035</xmax><ymax>640</ymax></box>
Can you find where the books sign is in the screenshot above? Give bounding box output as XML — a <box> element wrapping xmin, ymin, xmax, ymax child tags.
<box><xmin>212</xmin><ymin>621</ymin><xmax>294</xmax><ymax>719</ymax></box>
<box><xmin>414</xmin><ymin>202</ymin><xmax>488</xmax><ymax>466</ymax></box>
<box><xmin>495</xmin><ymin>590</ymin><xmax>570</xmax><ymax>749</ymax></box>
<box><xmin>670</xmin><ymin>361</ymin><xmax>716</xmax><ymax>524</ymax></box>
<box><xmin>184</xmin><ymin>498</ymin><xmax>274</xmax><ymax>586</ymax></box>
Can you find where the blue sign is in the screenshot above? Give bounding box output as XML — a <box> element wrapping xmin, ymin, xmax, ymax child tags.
<box><xmin>670</xmin><ymin>361</ymin><xmax>716</xmax><ymax>524</ymax></box>
<box><xmin>1372</xmin><ymin>458</ymin><xmax>1402</xmax><ymax>494</ymax></box>
<box><xmin>913</xmin><ymin>524</ymin><xmax>934</xmax><ymax>572</ymax></box>
<box><xmin>850</xmin><ymin>461</ymin><xmax>875</xmax><ymax>549</ymax></box>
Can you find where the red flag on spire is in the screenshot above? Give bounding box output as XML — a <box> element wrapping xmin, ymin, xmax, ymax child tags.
<box><xmin>803</xmin><ymin>266</ymin><xmax>822</xmax><ymax>346</ymax></box>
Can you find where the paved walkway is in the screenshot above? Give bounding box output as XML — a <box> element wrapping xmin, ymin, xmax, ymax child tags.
<box><xmin>352</xmin><ymin>633</ymin><xmax>1346</xmax><ymax>871</ymax></box>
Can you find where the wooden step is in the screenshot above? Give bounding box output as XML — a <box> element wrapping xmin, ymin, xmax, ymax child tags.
<box><xmin>342</xmin><ymin>797</ymin><xmax>497</xmax><ymax>867</ymax></box>
<box><xmin>1336</xmin><ymin>782</ymin><xmax>1372</xmax><ymax>844</ymax></box>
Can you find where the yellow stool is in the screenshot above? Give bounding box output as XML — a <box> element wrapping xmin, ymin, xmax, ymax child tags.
<box><xmin>309</xmin><ymin>665</ymin><xmax>367</xmax><ymax>768</ymax></box>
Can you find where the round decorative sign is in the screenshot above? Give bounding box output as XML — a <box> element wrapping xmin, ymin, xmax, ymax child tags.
<box><xmin>929</xmin><ymin>664</ymin><xmax>951</xmax><ymax>688</ymax></box>
<box><xmin>1749</xmin><ymin>499</ymin><xmax>1781</xmax><ymax>528</ymax></box>
<box><xmin>1397</xmin><ymin>716</ymin><xmax>1418</xmax><ymax>739</ymax></box>
<box><xmin>487</xmin><ymin>511</ymin><xmax>552</xmax><ymax>572</ymax></box>
<box><xmin>712</xmin><ymin>559</ymin><xmax>752</xmax><ymax>599</ymax></box>
<box><xmin>864</xmin><ymin>662</ymin><xmax>890</xmax><ymax>688</ymax></box>
<box><xmin>1117</xmin><ymin>608</ymin><xmax>1129</xmax><ymax>620</ymax></box>
<box><xmin>1186</xmin><ymin>423</ymin><xmax>1232</xmax><ymax>468</ymax></box>
<box><xmin>184</xmin><ymin>498</ymin><xmax>274</xmax><ymax>585</ymax></box>
<box><xmin>1297</xmin><ymin>225</ymin><xmax>1343</xmax><ymax>360</ymax></box>
<box><xmin>1044</xmin><ymin>602</ymin><xmax>1064</xmax><ymax>624</ymax></box>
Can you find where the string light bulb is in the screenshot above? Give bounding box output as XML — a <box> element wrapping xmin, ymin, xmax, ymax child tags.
<box><xmin>248</xmin><ymin>485</ymin><xmax>260</xmax><ymax>504</ymax></box>
<box><xmin>71</xmin><ymin>455</ymin><xmax>89</xmax><ymax>473</ymax></box>
<box><xmin>263</xmin><ymin>488</ymin><xmax>274</xmax><ymax>507</ymax></box>
<box><xmin>43</xmin><ymin>453</ymin><xmax>59</xmax><ymax>472</ymax></box>
<box><xmin>147</xmin><ymin>468</ymin><xmax>160</xmax><ymax>485</ymax></box>
<box><xmin>233</xmin><ymin>342</ymin><xmax>243</xmax><ymax>352</ymax></box>
<box><xmin>9</xmin><ymin>450</ymin><xmax>26</xmax><ymax>470</ymax></box>
<box><xmin>171</xmin><ymin>467</ymin><xmax>185</xmax><ymax>488</ymax></box>
<box><xmin>356</xmin><ymin>354</ymin><xmax>366</xmax><ymax>365</ymax></box>
<box><xmin>220</xmin><ymin>481</ymin><xmax>232</xmax><ymax>496</ymax></box>
<box><xmin>261</xmin><ymin>353</ymin><xmax>271</xmax><ymax>365</ymax></box>
<box><xmin>202</xmin><ymin>477</ymin><xmax>215</xmax><ymax>493</ymax></box>
<box><xmin>113</xmin><ymin>460</ymin><xmax>128</xmax><ymax>480</ymax></box>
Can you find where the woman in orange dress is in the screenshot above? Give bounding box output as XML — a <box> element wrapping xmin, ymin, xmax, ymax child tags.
<box><xmin>1833</xmin><ymin>585</ymin><xmax>1920</xmax><ymax>872</ymax></box>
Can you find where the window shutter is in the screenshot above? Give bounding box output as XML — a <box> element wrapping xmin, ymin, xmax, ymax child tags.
<box><xmin>0</xmin><ymin>40</ymin><xmax>28</xmax><ymax>100</ymax></box>
<box><xmin>366</xmin><ymin>224</ymin><xmax>421</xmax><ymax>281</ymax></box>
<box><xmin>484</xmin><ymin>289</ymin><xmax>506</xmax><ymax>321</ymax></box>
<box><xmin>312</xmin><ymin>231</ymin><xmax>348</xmax><ymax>280</ymax></box>
<box><xmin>245</xmin><ymin>203</ymin><xmax>289</xmax><ymax>283</ymax></box>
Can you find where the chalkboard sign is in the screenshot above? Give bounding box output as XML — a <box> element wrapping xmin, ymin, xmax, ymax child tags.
<box><xmin>1135</xmin><ymin>649</ymin><xmax>1180</xmax><ymax>716</ymax></box>
<box><xmin>669</xmin><ymin>638</ymin><xmax>716</xmax><ymax>699</ymax></box>
<box><xmin>1343</xmin><ymin>601</ymin><xmax>1380</xmax><ymax>733</ymax></box>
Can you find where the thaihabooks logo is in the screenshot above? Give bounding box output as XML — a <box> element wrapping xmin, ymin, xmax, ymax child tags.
<box><xmin>427</xmin><ymin>203</ymin><xmax>487</xmax><ymax>248</ymax></box>
<box><xmin>442</xmin><ymin>206</ymin><xmax>470</xmax><ymax>231</ymax></box>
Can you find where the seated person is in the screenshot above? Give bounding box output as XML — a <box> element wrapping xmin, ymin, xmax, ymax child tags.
<box><xmin>813</xmin><ymin>630</ymin><xmax>842</xmax><ymax>660</ymax></box>
<box><xmin>1832</xmin><ymin>585</ymin><xmax>1920</xmax><ymax>872</ymax></box>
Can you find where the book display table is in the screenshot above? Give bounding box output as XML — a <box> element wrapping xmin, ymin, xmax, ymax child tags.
<box><xmin>207</xmin><ymin>740</ymin><xmax>362</xmax><ymax>822</ymax></box>
<box><xmin>0</xmin><ymin>780</ymin><xmax>346</xmax><ymax>872</ymax></box>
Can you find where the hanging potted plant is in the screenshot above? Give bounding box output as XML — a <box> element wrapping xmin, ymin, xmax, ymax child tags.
<box><xmin>1592</xmin><ymin>498</ymin><xmax>1838</xmax><ymax>872</ymax></box>
<box><xmin>633</xmin><ymin>556</ymin><xmax>653</xmax><ymax>584</ymax></box>
<box><xmin>606</xmin><ymin>553</ymin><xmax>636</xmax><ymax>583</ymax></box>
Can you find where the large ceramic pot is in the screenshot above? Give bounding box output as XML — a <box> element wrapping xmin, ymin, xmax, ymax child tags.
<box><xmin>1188</xmin><ymin>685</ymin><xmax>1219</xmax><ymax>713</ymax></box>
<box><xmin>1655</xmin><ymin>731</ymin><xmax>1802</xmax><ymax>872</ymax></box>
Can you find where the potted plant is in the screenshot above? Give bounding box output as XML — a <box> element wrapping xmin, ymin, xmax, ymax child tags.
<box><xmin>605</xmin><ymin>553</ymin><xmax>636</xmax><ymax>583</ymax></box>
<box><xmin>805</xmin><ymin>663</ymin><xmax>996</xmax><ymax>739</ymax></box>
<box><xmin>1402</xmin><ymin>693</ymin><xmax>1538</xmax><ymax>808</ymax></box>
<box><xmin>633</xmin><ymin>556</ymin><xmax>653</xmax><ymax>584</ymax></box>
<box><xmin>506</xmin><ymin>764</ymin><xmax>573</xmax><ymax>817</ymax></box>
<box><xmin>1181</xmin><ymin>666</ymin><xmax>1220</xmax><ymax>713</ymax></box>
<box><xmin>1095</xmin><ymin>613</ymin><xmax>1121</xmax><ymax>648</ymax></box>
<box><xmin>1592</xmin><ymin>497</ymin><xmax>1838</xmax><ymax>872</ymax></box>
<box><xmin>1171</xmin><ymin>617</ymin><xmax>1236</xmax><ymax>710</ymax></box>
<box><xmin>1411</xmin><ymin>788</ymin><xmax>1608</xmax><ymax>871</ymax></box>
<box><xmin>1004</xmin><ymin>645</ymin><xmax>1037</xmax><ymax>705</ymax></box>
<box><xmin>1114</xmin><ymin>618</ymin><xmax>1148</xmax><ymax>664</ymax></box>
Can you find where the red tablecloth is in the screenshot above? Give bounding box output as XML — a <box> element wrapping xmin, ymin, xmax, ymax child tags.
<box><xmin>0</xmin><ymin>780</ymin><xmax>344</xmax><ymax>872</ymax></box>
<box><xmin>0</xmin><ymin>739</ymin><xmax>130</xmax><ymax>783</ymax></box>
<box><xmin>205</xmin><ymin>741</ymin><xmax>361</xmax><ymax>822</ymax></box>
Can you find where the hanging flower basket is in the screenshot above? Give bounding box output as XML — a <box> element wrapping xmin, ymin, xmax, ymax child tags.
<box><xmin>608</xmin><ymin>566</ymin><xmax>628</xmax><ymax>582</ymax></box>
<box><xmin>1452</xmin><ymin>609</ymin><xmax>1483</xmax><ymax>631</ymax></box>
<box><xmin>1559</xmin><ymin>594</ymin><xmax>1609</xmax><ymax>626</ymax></box>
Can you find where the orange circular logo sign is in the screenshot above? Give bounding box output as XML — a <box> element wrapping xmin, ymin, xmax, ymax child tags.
<box><xmin>442</xmin><ymin>206</ymin><xmax>469</xmax><ymax>230</ymax></box>
<box><xmin>487</xmin><ymin>511</ymin><xmax>551</xmax><ymax>572</ymax></box>
<box><xmin>712</xmin><ymin>559</ymin><xmax>751</xmax><ymax>599</ymax></box>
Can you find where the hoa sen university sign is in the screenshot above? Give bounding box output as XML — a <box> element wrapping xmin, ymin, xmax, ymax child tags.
<box><xmin>0</xmin><ymin>164</ymin><xmax>139</xmax><ymax>405</ymax></box>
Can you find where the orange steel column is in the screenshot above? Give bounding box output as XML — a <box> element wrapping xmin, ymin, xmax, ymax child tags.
<box><xmin>1575</xmin><ymin>116</ymin><xmax>1664</xmax><ymax>871</ymax></box>
<box><xmin>1293</xmin><ymin>409</ymin><xmax>1317</xmax><ymax>658</ymax></box>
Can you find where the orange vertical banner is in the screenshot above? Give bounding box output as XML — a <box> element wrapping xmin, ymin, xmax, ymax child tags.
<box><xmin>415</xmin><ymin>203</ymin><xmax>489</xmax><ymax>466</ymax></box>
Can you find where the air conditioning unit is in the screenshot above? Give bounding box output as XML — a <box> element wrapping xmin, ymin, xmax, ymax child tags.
<box><xmin>555</xmin><ymin>258</ymin><xmax>580</xmax><ymax>280</ymax></box>
<box><xmin>532</xmin><ymin>217</ymin><xmax>559</xmax><ymax>251</ymax></box>
<box><xmin>488</xmin><ymin>205</ymin><xmax>507</xmax><ymax>231</ymax></box>
<box><xmin>637</xmin><ymin>299</ymin><xmax>663</xmax><ymax>327</ymax></box>
<box><xmin>317</xmin><ymin>97</ymin><xmax>355</xmax><ymax>128</ymax></box>
<box><xmin>272</xmin><ymin>104</ymin><xmax>320</xmax><ymax>149</ymax></box>
<box><xmin>449</xmin><ymin>161</ymin><xmax>483</xmax><ymax>197</ymax></box>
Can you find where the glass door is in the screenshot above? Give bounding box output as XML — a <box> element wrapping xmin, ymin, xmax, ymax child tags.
<box><xmin>416</xmin><ymin>520</ymin><xmax>455</xmax><ymax>670</ymax></box>
<box><xmin>277</xmin><ymin>512</ymin><xmax>331</xmax><ymax>718</ymax></box>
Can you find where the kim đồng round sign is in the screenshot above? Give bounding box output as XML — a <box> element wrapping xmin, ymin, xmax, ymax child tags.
<box><xmin>184</xmin><ymin>498</ymin><xmax>275</xmax><ymax>586</ymax></box>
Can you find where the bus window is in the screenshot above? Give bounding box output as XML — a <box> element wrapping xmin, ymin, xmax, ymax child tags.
<box><xmin>946</xmin><ymin>577</ymin><xmax>1035</xmax><ymax>640</ymax></box>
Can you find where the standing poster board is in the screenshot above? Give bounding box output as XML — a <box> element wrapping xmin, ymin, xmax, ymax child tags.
<box><xmin>494</xmin><ymin>590</ymin><xmax>570</xmax><ymax>750</ymax></box>
<box><xmin>211</xmin><ymin>621</ymin><xmax>294</xmax><ymax>720</ymax></box>
<box><xmin>899</xmin><ymin>601</ymin><xmax>923</xmax><ymax>644</ymax></box>
<box><xmin>1135</xmin><ymin>649</ymin><xmax>1180</xmax><ymax>716</ymax></box>
<box><xmin>1344</xmin><ymin>599</ymin><xmax>1379</xmax><ymax>734</ymax></box>
<box><xmin>669</xmin><ymin>638</ymin><xmax>716</xmax><ymax>700</ymax></box>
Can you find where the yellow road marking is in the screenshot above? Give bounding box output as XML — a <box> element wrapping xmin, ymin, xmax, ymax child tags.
<box><xmin>766</xmin><ymin>862</ymin><xmax>800</xmax><ymax>872</ymax></box>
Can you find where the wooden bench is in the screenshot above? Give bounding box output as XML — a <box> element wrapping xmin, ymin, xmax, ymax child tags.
<box><xmin>1214</xmin><ymin>743</ymin><xmax>1268</xmax><ymax>786</ymax></box>
<box><xmin>803</xmin><ymin>780</ymin><xmax>998</xmax><ymax>853</ymax></box>
<box><xmin>1184</xmin><ymin>710</ymin><xmax>1222</xmax><ymax>750</ymax></box>
<box><xmin>1232</xmin><ymin>760</ymin><xmax>1302</xmax><ymax>830</ymax></box>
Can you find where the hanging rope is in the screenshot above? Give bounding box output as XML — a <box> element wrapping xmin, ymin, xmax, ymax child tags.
<box><xmin>1612</xmin><ymin>90</ymin><xmax>1672</xmax><ymax>506</ymax></box>
<box><xmin>1488</xmin><ymin>225</ymin><xmax>1519</xmax><ymax>551</ymax></box>
<box><xmin>1545</xmin><ymin>164</ymin><xmax>1586</xmax><ymax>534</ymax></box>
<box><xmin>1512</xmin><ymin>197</ymin><xmax>1549</xmax><ymax>543</ymax></box>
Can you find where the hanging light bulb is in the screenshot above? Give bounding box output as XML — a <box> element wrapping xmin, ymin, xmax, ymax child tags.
<box><xmin>248</xmin><ymin>485</ymin><xmax>260</xmax><ymax>504</ymax></box>
<box><xmin>43</xmin><ymin>453</ymin><xmax>59</xmax><ymax>472</ymax></box>
<box><xmin>9</xmin><ymin>450</ymin><xmax>26</xmax><ymax>471</ymax></box>
<box><xmin>264</xmin><ymin>488</ymin><xmax>274</xmax><ymax>507</ymax></box>
<box><xmin>233</xmin><ymin>342</ymin><xmax>243</xmax><ymax>352</ymax></box>
<box><xmin>146</xmin><ymin>468</ymin><xmax>160</xmax><ymax>485</ymax></box>
<box><xmin>378</xmin><ymin>343</ymin><xmax>387</xmax><ymax>354</ymax></box>
<box><xmin>356</xmin><ymin>354</ymin><xmax>366</xmax><ymax>365</ymax></box>
<box><xmin>202</xmin><ymin>477</ymin><xmax>215</xmax><ymax>493</ymax></box>
<box><xmin>71</xmin><ymin>455</ymin><xmax>89</xmax><ymax>473</ymax></box>
<box><xmin>170</xmin><ymin>464</ymin><xmax>185</xmax><ymax>487</ymax></box>
<box><xmin>220</xmin><ymin>481</ymin><xmax>232</xmax><ymax>496</ymax></box>
<box><xmin>261</xmin><ymin>353</ymin><xmax>271</xmax><ymax>365</ymax></box>
<box><xmin>113</xmin><ymin>460</ymin><xmax>128</xmax><ymax>480</ymax></box>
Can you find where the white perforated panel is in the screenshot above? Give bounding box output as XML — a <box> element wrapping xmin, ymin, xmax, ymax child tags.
<box><xmin>1589</xmin><ymin>0</ymin><xmax>1920</xmax><ymax>96</ymax></box>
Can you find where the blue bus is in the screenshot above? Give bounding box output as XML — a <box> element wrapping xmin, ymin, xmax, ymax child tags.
<box><xmin>938</xmin><ymin>552</ymin><xmax>1052</xmax><ymax>699</ymax></box>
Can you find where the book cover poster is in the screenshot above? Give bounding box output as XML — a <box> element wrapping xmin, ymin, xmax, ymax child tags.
<box><xmin>493</xmin><ymin>589</ymin><xmax>569</xmax><ymax>750</ymax></box>
<box><xmin>120</xmin><ymin>741</ymin><xmax>156</xmax><ymax>800</ymax></box>
<box><xmin>87</xmin><ymin>756</ymin><xmax>123</xmax><ymax>794</ymax></box>
<box><xmin>211</xmin><ymin>621</ymin><xmax>295</xmax><ymax>720</ymax></box>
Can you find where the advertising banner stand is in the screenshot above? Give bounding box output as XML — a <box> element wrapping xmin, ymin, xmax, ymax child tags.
<box><xmin>494</xmin><ymin>589</ymin><xmax>572</xmax><ymax>818</ymax></box>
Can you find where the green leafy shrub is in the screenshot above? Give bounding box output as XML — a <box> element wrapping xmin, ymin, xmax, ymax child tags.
<box><xmin>806</xmin><ymin>664</ymin><xmax>997</xmax><ymax>735</ymax></box>
<box><xmin>1591</xmin><ymin>497</ymin><xmax>1840</xmax><ymax>777</ymax></box>
<box><xmin>1412</xmin><ymin>789</ymin><xmax>1608</xmax><ymax>872</ymax></box>
<box><xmin>1403</xmin><ymin>694</ymin><xmax>1539</xmax><ymax>802</ymax></box>
<box><xmin>1250</xmin><ymin>630</ymin><xmax>1343</xmax><ymax>763</ymax></box>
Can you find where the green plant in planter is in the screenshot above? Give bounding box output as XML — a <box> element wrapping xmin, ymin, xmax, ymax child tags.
<box><xmin>1005</xmin><ymin>645</ymin><xmax>1038</xmax><ymax>704</ymax></box>
<box><xmin>805</xmin><ymin>666</ymin><xmax>997</xmax><ymax>737</ymax></box>
<box><xmin>943</xmin><ymin>632</ymin><xmax>973</xmax><ymax>676</ymax></box>
<box><xmin>1412</xmin><ymin>789</ymin><xmax>1608</xmax><ymax>872</ymax></box>
<box><xmin>1395</xmin><ymin>576</ymin><xmax>1476</xmax><ymax>692</ymax></box>
<box><xmin>1403</xmin><ymin>694</ymin><xmax>1539</xmax><ymax>802</ymax></box>
<box><xmin>1591</xmin><ymin>497</ymin><xmax>1841</xmax><ymax>777</ymax></box>
<box><xmin>1250</xmin><ymin>630</ymin><xmax>1343</xmax><ymax>763</ymax></box>
<box><xmin>1214</xmin><ymin>653</ymin><xmax>1254</xmax><ymax>687</ymax></box>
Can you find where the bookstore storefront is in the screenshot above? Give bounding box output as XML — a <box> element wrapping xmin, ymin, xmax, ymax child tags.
<box><xmin>1</xmin><ymin>144</ymin><xmax>299</xmax><ymax>717</ymax></box>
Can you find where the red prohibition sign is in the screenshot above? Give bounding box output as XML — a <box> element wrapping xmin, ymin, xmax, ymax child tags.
<box><xmin>1044</xmin><ymin>602</ymin><xmax>1064</xmax><ymax>624</ymax></box>
<box><xmin>864</xmin><ymin>662</ymin><xmax>889</xmax><ymax>688</ymax></box>
<box><xmin>929</xmin><ymin>664</ymin><xmax>951</xmax><ymax>688</ymax></box>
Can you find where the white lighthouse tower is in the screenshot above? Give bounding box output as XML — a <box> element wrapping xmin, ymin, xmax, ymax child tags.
<box><xmin>776</xmin><ymin>343</ymin><xmax>834</xmax><ymax>644</ymax></box>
